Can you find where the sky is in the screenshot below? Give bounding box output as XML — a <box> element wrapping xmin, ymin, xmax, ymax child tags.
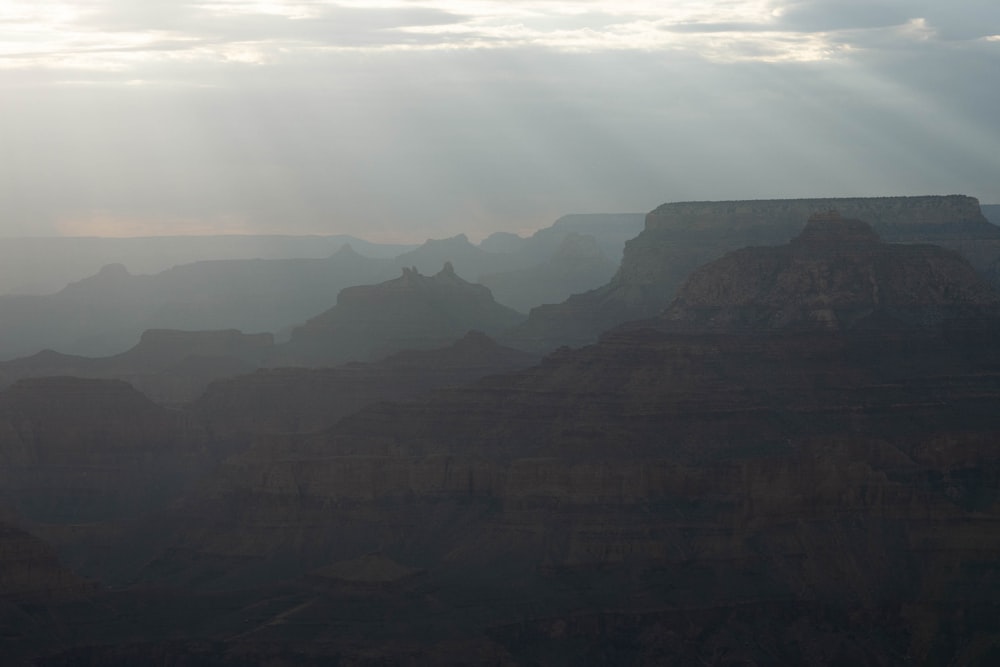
<box><xmin>1</xmin><ymin>1</ymin><xmax>998</xmax><ymax>243</ymax></box>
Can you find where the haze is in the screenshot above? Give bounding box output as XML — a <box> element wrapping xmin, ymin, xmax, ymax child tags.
<box><xmin>1</xmin><ymin>1</ymin><xmax>998</xmax><ymax>242</ymax></box>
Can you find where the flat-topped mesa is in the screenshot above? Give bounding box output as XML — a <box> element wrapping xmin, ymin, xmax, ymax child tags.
<box><xmin>793</xmin><ymin>210</ymin><xmax>882</xmax><ymax>246</ymax></box>
<box><xmin>645</xmin><ymin>194</ymin><xmax>992</xmax><ymax>235</ymax></box>
<box><xmin>505</xmin><ymin>195</ymin><xmax>1000</xmax><ymax>354</ymax></box>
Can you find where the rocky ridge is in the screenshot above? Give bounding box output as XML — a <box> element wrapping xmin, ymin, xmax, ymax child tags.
<box><xmin>284</xmin><ymin>263</ymin><xmax>525</xmax><ymax>365</ymax></box>
<box><xmin>0</xmin><ymin>328</ymin><xmax>275</xmax><ymax>406</ymax></box>
<box><xmin>660</xmin><ymin>211</ymin><xmax>1000</xmax><ymax>332</ymax></box>
<box><xmin>507</xmin><ymin>194</ymin><xmax>1000</xmax><ymax>352</ymax></box>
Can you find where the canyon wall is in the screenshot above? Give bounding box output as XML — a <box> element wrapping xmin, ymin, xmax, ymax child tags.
<box><xmin>507</xmin><ymin>195</ymin><xmax>1000</xmax><ymax>352</ymax></box>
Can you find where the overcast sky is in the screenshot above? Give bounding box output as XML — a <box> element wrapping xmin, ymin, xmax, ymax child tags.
<box><xmin>1</xmin><ymin>1</ymin><xmax>998</xmax><ymax>242</ymax></box>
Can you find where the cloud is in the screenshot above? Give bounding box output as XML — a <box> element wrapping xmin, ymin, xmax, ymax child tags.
<box><xmin>0</xmin><ymin>1</ymin><xmax>997</xmax><ymax>241</ymax></box>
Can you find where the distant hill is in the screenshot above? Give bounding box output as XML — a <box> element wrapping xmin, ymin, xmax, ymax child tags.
<box><xmin>0</xmin><ymin>246</ymin><xmax>396</xmax><ymax>359</ymax></box>
<box><xmin>0</xmin><ymin>328</ymin><xmax>276</xmax><ymax>406</ymax></box>
<box><xmin>479</xmin><ymin>213</ymin><xmax>645</xmax><ymax>264</ymax></box>
<box><xmin>479</xmin><ymin>232</ymin><xmax>618</xmax><ymax>312</ymax></box>
<box><xmin>283</xmin><ymin>263</ymin><xmax>525</xmax><ymax>365</ymax></box>
<box><xmin>0</xmin><ymin>234</ymin><xmax>415</xmax><ymax>296</ymax></box>
<box><xmin>0</xmin><ymin>214</ymin><xmax>645</xmax><ymax>360</ymax></box>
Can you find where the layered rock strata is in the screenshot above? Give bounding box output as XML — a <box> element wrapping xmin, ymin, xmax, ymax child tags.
<box><xmin>107</xmin><ymin>216</ymin><xmax>1000</xmax><ymax>664</ymax></box>
<box><xmin>659</xmin><ymin>212</ymin><xmax>1000</xmax><ymax>332</ymax></box>
<box><xmin>507</xmin><ymin>195</ymin><xmax>1000</xmax><ymax>352</ymax></box>
<box><xmin>0</xmin><ymin>377</ymin><xmax>208</xmax><ymax>525</ymax></box>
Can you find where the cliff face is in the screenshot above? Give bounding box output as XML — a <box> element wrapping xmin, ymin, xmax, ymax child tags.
<box><xmin>10</xmin><ymin>213</ymin><xmax>1000</xmax><ymax>664</ymax></box>
<box><xmin>507</xmin><ymin>195</ymin><xmax>1000</xmax><ymax>352</ymax></box>
<box><xmin>643</xmin><ymin>194</ymin><xmax>991</xmax><ymax>234</ymax></box>
<box><xmin>284</xmin><ymin>263</ymin><xmax>525</xmax><ymax>365</ymax></box>
<box><xmin>661</xmin><ymin>214</ymin><xmax>1000</xmax><ymax>332</ymax></box>
<box><xmin>127</xmin><ymin>323</ymin><xmax>1000</xmax><ymax>663</ymax></box>
<box><xmin>0</xmin><ymin>377</ymin><xmax>209</xmax><ymax>524</ymax></box>
<box><xmin>121</xmin><ymin>219</ymin><xmax>1000</xmax><ymax>663</ymax></box>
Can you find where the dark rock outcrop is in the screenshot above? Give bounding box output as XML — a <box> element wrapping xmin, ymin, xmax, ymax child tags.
<box><xmin>660</xmin><ymin>212</ymin><xmax>1000</xmax><ymax>332</ymax></box>
<box><xmin>507</xmin><ymin>195</ymin><xmax>1000</xmax><ymax>352</ymax></box>
<box><xmin>283</xmin><ymin>264</ymin><xmax>525</xmax><ymax>365</ymax></box>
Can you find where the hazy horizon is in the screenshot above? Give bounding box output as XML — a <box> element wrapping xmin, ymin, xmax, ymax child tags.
<box><xmin>2</xmin><ymin>1</ymin><xmax>998</xmax><ymax>243</ymax></box>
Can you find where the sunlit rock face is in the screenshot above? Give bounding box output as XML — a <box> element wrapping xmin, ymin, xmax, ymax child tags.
<box><xmin>283</xmin><ymin>263</ymin><xmax>525</xmax><ymax>365</ymax></box>
<box><xmin>114</xmin><ymin>216</ymin><xmax>1000</xmax><ymax>664</ymax></box>
<box><xmin>507</xmin><ymin>195</ymin><xmax>1000</xmax><ymax>352</ymax></box>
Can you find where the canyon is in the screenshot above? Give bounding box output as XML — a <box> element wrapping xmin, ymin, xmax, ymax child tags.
<box><xmin>1</xmin><ymin>201</ymin><xmax>999</xmax><ymax>665</ymax></box>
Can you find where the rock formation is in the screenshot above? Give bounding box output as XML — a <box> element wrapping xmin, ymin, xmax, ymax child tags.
<box><xmin>0</xmin><ymin>328</ymin><xmax>275</xmax><ymax>406</ymax></box>
<box><xmin>0</xmin><ymin>377</ymin><xmax>210</xmax><ymax>525</ymax></box>
<box><xmin>192</xmin><ymin>331</ymin><xmax>538</xmax><ymax>445</ymax></box>
<box><xmin>5</xmin><ymin>211</ymin><xmax>1000</xmax><ymax>665</ymax></box>
<box><xmin>659</xmin><ymin>211</ymin><xmax>1000</xmax><ymax>332</ymax></box>
<box><xmin>0</xmin><ymin>247</ymin><xmax>397</xmax><ymax>360</ymax></box>
<box><xmin>77</xmin><ymin>214</ymin><xmax>1000</xmax><ymax>664</ymax></box>
<box><xmin>506</xmin><ymin>195</ymin><xmax>1000</xmax><ymax>352</ymax></box>
<box><xmin>284</xmin><ymin>263</ymin><xmax>525</xmax><ymax>365</ymax></box>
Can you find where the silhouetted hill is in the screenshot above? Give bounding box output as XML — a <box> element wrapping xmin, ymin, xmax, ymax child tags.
<box><xmin>0</xmin><ymin>329</ymin><xmax>275</xmax><ymax>406</ymax></box>
<box><xmin>283</xmin><ymin>263</ymin><xmax>525</xmax><ymax>365</ymax></box>
<box><xmin>0</xmin><ymin>247</ymin><xmax>396</xmax><ymax>359</ymax></box>
<box><xmin>0</xmin><ymin>234</ymin><xmax>415</xmax><ymax>296</ymax></box>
